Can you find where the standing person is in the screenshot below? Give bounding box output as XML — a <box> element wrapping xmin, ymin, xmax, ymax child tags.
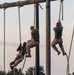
<box><xmin>51</xmin><ymin>20</ymin><xmax>66</xmax><ymax>56</ymax></box>
<box><xmin>10</xmin><ymin>42</ymin><xmax>26</xmax><ymax>69</ymax></box>
<box><xmin>26</xmin><ymin>26</ymin><xmax>39</xmax><ymax>57</ymax></box>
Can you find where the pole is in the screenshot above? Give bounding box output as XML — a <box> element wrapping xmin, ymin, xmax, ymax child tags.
<box><xmin>46</xmin><ymin>0</ymin><xmax>51</xmax><ymax>75</ymax></box>
<box><xmin>35</xmin><ymin>3</ymin><xmax>40</xmax><ymax>75</ymax></box>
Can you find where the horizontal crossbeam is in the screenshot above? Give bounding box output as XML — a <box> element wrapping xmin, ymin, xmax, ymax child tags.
<box><xmin>0</xmin><ymin>0</ymin><xmax>57</xmax><ymax>9</ymax></box>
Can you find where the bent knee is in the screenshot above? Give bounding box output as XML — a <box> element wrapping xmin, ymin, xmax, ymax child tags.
<box><xmin>51</xmin><ymin>43</ymin><xmax>55</xmax><ymax>47</ymax></box>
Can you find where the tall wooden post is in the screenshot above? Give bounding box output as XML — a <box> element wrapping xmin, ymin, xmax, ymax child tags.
<box><xmin>46</xmin><ymin>0</ymin><xmax>58</xmax><ymax>75</ymax></box>
<box><xmin>35</xmin><ymin>3</ymin><xmax>40</xmax><ymax>75</ymax></box>
<box><xmin>46</xmin><ymin>0</ymin><xmax>51</xmax><ymax>75</ymax></box>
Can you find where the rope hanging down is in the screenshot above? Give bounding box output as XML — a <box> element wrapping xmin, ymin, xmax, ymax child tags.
<box><xmin>19</xmin><ymin>57</ymin><xmax>26</xmax><ymax>75</ymax></box>
<box><xmin>21</xmin><ymin>57</ymin><xmax>26</xmax><ymax>71</ymax></box>
<box><xmin>4</xmin><ymin>8</ymin><xmax>6</xmax><ymax>74</ymax></box>
<box><xmin>66</xmin><ymin>27</ymin><xmax>74</xmax><ymax>75</ymax></box>
<box><xmin>33</xmin><ymin>3</ymin><xmax>43</xmax><ymax>27</ymax></box>
<box><xmin>34</xmin><ymin>4</ymin><xmax>36</xmax><ymax>26</ymax></box>
<box><xmin>18</xmin><ymin>6</ymin><xmax>22</xmax><ymax>44</ymax></box>
<box><xmin>59</xmin><ymin>0</ymin><xmax>64</xmax><ymax>20</ymax></box>
<box><xmin>18</xmin><ymin>5</ymin><xmax>27</xmax><ymax>75</ymax></box>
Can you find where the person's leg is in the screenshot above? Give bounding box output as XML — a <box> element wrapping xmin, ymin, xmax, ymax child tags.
<box><xmin>13</xmin><ymin>56</ymin><xmax>24</xmax><ymax>67</ymax></box>
<box><xmin>10</xmin><ymin>53</ymin><xmax>21</xmax><ymax>66</ymax></box>
<box><xmin>10</xmin><ymin>56</ymin><xmax>24</xmax><ymax>69</ymax></box>
<box><xmin>51</xmin><ymin>39</ymin><xmax>61</xmax><ymax>55</ymax></box>
<box><xmin>59</xmin><ymin>38</ymin><xmax>66</xmax><ymax>56</ymax></box>
<box><xmin>26</xmin><ymin>41</ymin><xmax>32</xmax><ymax>57</ymax></box>
<box><xmin>26</xmin><ymin>40</ymin><xmax>39</xmax><ymax>57</ymax></box>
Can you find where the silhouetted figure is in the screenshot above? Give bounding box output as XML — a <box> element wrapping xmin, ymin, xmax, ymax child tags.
<box><xmin>10</xmin><ymin>42</ymin><xmax>26</xmax><ymax>69</ymax></box>
<box><xmin>51</xmin><ymin>20</ymin><xmax>66</xmax><ymax>56</ymax></box>
<box><xmin>26</xmin><ymin>26</ymin><xmax>39</xmax><ymax>57</ymax></box>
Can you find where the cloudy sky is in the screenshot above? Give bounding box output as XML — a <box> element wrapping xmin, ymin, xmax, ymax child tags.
<box><xmin>0</xmin><ymin>0</ymin><xmax>74</xmax><ymax>75</ymax></box>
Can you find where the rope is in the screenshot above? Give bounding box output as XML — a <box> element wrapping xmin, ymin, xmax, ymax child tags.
<box><xmin>13</xmin><ymin>68</ymin><xmax>16</xmax><ymax>75</ymax></box>
<box><xmin>18</xmin><ymin>6</ymin><xmax>22</xmax><ymax>44</ymax></box>
<box><xmin>66</xmin><ymin>27</ymin><xmax>74</xmax><ymax>75</ymax></box>
<box><xmin>4</xmin><ymin>8</ymin><xmax>6</xmax><ymax>74</ymax></box>
<box><xmin>34</xmin><ymin>3</ymin><xmax>43</xmax><ymax>27</ymax></box>
<box><xmin>18</xmin><ymin>2</ymin><xmax>26</xmax><ymax>74</ymax></box>
<box><xmin>68</xmin><ymin>27</ymin><xmax>74</xmax><ymax>59</ymax></box>
<box><xmin>34</xmin><ymin>4</ymin><xmax>36</xmax><ymax>26</ymax></box>
<box><xmin>19</xmin><ymin>56</ymin><xmax>26</xmax><ymax>75</ymax></box>
<box><xmin>66</xmin><ymin>54</ymin><xmax>69</xmax><ymax>75</ymax></box>
<box><xmin>21</xmin><ymin>57</ymin><xmax>26</xmax><ymax>71</ymax></box>
<box><xmin>59</xmin><ymin>0</ymin><xmax>64</xmax><ymax>20</ymax></box>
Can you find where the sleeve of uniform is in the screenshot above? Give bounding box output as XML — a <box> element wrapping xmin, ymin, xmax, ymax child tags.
<box><xmin>17</xmin><ymin>44</ymin><xmax>21</xmax><ymax>51</ymax></box>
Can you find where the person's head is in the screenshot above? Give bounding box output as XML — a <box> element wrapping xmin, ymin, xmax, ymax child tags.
<box><xmin>56</xmin><ymin>20</ymin><xmax>61</xmax><ymax>27</ymax></box>
<box><xmin>23</xmin><ymin>42</ymin><xmax>26</xmax><ymax>47</ymax></box>
<box><xmin>30</xmin><ymin>26</ymin><xmax>34</xmax><ymax>31</ymax></box>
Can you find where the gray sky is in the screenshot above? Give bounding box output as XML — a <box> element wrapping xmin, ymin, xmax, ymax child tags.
<box><xmin>0</xmin><ymin>0</ymin><xmax>74</xmax><ymax>75</ymax></box>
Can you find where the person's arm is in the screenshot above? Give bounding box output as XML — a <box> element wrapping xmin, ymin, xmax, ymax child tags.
<box><xmin>53</xmin><ymin>27</ymin><xmax>56</xmax><ymax>31</ymax></box>
<box><xmin>58</xmin><ymin>20</ymin><xmax>62</xmax><ymax>27</ymax></box>
<box><xmin>17</xmin><ymin>44</ymin><xmax>21</xmax><ymax>51</ymax></box>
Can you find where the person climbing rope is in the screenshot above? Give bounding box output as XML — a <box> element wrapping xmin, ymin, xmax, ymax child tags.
<box><xmin>9</xmin><ymin>42</ymin><xmax>26</xmax><ymax>69</ymax></box>
<box><xmin>51</xmin><ymin>20</ymin><xmax>66</xmax><ymax>56</ymax></box>
<box><xmin>26</xmin><ymin>26</ymin><xmax>39</xmax><ymax>57</ymax></box>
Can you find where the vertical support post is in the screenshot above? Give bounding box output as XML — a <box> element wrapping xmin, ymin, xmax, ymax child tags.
<box><xmin>35</xmin><ymin>3</ymin><xmax>40</xmax><ymax>75</ymax></box>
<box><xmin>4</xmin><ymin>8</ymin><xmax>6</xmax><ymax>74</ymax></box>
<box><xmin>46</xmin><ymin>0</ymin><xmax>51</xmax><ymax>75</ymax></box>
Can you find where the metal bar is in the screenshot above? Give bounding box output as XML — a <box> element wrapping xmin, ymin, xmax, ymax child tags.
<box><xmin>35</xmin><ymin>3</ymin><xmax>40</xmax><ymax>75</ymax></box>
<box><xmin>46</xmin><ymin>0</ymin><xmax>51</xmax><ymax>75</ymax></box>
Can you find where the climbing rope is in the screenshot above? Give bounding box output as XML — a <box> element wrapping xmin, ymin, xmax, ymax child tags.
<box><xmin>58</xmin><ymin>1</ymin><xmax>74</xmax><ymax>75</ymax></box>
<box><xmin>68</xmin><ymin>27</ymin><xmax>74</xmax><ymax>60</ymax></box>
<box><xmin>34</xmin><ymin>4</ymin><xmax>36</xmax><ymax>26</ymax></box>
<box><xmin>59</xmin><ymin>0</ymin><xmax>64</xmax><ymax>20</ymax></box>
<box><xmin>18</xmin><ymin>6</ymin><xmax>22</xmax><ymax>44</ymax></box>
<box><xmin>19</xmin><ymin>56</ymin><xmax>26</xmax><ymax>75</ymax></box>
<box><xmin>13</xmin><ymin>68</ymin><xmax>16</xmax><ymax>75</ymax></box>
<box><xmin>21</xmin><ymin>56</ymin><xmax>26</xmax><ymax>71</ymax></box>
<box><xmin>66</xmin><ymin>27</ymin><xmax>74</xmax><ymax>75</ymax></box>
<box><xmin>4</xmin><ymin>8</ymin><xmax>6</xmax><ymax>74</ymax></box>
<box><xmin>34</xmin><ymin>3</ymin><xmax>43</xmax><ymax>27</ymax></box>
<box><xmin>18</xmin><ymin>4</ymin><xmax>27</xmax><ymax>75</ymax></box>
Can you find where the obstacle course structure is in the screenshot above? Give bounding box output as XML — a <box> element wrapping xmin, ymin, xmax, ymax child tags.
<box><xmin>0</xmin><ymin>0</ymin><xmax>58</xmax><ymax>75</ymax></box>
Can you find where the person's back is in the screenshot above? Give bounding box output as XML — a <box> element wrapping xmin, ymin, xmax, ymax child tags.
<box><xmin>22</xmin><ymin>47</ymin><xmax>25</xmax><ymax>55</ymax></box>
<box><xmin>17</xmin><ymin>42</ymin><xmax>26</xmax><ymax>56</ymax></box>
<box><xmin>54</xmin><ymin>25</ymin><xmax>63</xmax><ymax>39</ymax></box>
<box><xmin>31</xmin><ymin>29</ymin><xmax>39</xmax><ymax>42</ymax></box>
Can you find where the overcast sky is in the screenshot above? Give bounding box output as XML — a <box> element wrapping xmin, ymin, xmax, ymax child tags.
<box><xmin>0</xmin><ymin>0</ymin><xmax>74</xmax><ymax>75</ymax></box>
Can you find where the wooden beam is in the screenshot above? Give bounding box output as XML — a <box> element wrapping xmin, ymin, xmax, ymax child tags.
<box><xmin>0</xmin><ymin>0</ymin><xmax>45</xmax><ymax>9</ymax></box>
<box><xmin>0</xmin><ymin>0</ymin><xmax>57</xmax><ymax>9</ymax></box>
